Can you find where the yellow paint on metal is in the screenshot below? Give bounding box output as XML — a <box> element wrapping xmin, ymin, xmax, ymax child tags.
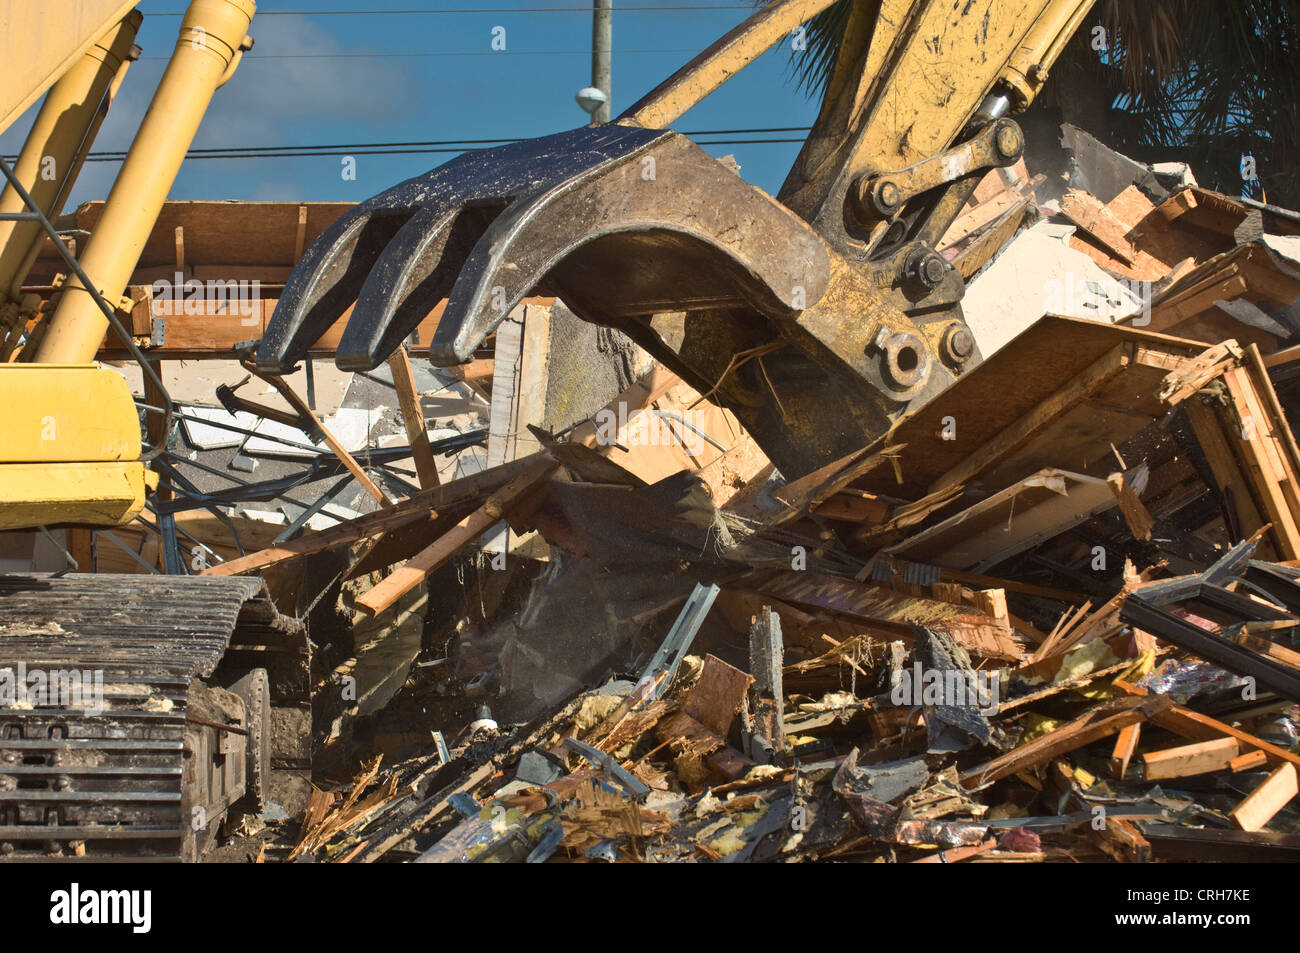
<box><xmin>0</xmin><ymin>0</ymin><xmax>140</xmax><ymax>135</ymax></box>
<box><xmin>0</xmin><ymin>364</ymin><xmax>142</xmax><ymax>462</ymax></box>
<box><xmin>0</xmin><ymin>11</ymin><xmax>141</xmax><ymax>301</ymax></box>
<box><xmin>0</xmin><ymin>462</ymin><xmax>150</xmax><ymax>530</ymax></box>
<box><xmin>36</xmin><ymin>0</ymin><xmax>257</xmax><ymax>364</ymax></box>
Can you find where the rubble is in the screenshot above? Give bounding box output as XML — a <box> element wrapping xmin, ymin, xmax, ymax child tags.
<box><xmin>10</xmin><ymin>134</ymin><xmax>1300</xmax><ymax>865</ymax></box>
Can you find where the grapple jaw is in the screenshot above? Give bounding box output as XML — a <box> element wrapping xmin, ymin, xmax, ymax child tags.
<box><xmin>259</xmin><ymin>125</ymin><xmax>828</xmax><ymax>373</ymax></box>
<box><xmin>259</xmin><ymin>124</ymin><xmax>970</xmax><ymax>478</ymax></box>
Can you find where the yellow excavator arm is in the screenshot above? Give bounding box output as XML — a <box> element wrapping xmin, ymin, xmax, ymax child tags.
<box><xmin>0</xmin><ymin>0</ymin><xmax>254</xmax><ymax>530</ymax></box>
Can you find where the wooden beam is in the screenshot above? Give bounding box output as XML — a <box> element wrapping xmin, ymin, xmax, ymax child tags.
<box><xmin>1230</xmin><ymin>763</ymin><xmax>1298</xmax><ymax>832</ymax></box>
<box><xmin>387</xmin><ymin>346</ymin><xmax>439</xmax><ymax>490</ymax></box>
<box><xmin>1107</xmin><ymin>470</ymin><xmax>1154</xmax><ymax>541</ymax></box>
<box><xmin>201</xmin><ymin>454</ymin><xmax>544</xmax><ymax>577</ymax></box>
<box><xmin>355</xmin><ymin>459</ymin><xmax>557</xmax><ymax>616</ymax></box>
<box><xmin>960</xmin><ymin>696</ymin><xmax>1165</xmax><ymax>789</ymax></box>
<box><xmin>1110</xmin><ymin>722</ymin><xmax>1140</xmax><ymax>779</ymax></box>
<box><xmin>1141</xmin><ymin>737</ymin><xmax>1238</xmax><ymax>780</ymax></box>
<box><xmin>928</xmin><ymin>345</ymin><xmax>1130</xmax><ymax>494</ymax></box>
<box><xmin>1229</xmin><ymin>749</ymin><xmax>1269</xmax><ymax>773</ymax></box>
<box><xmin>257</xmin><ymin>367</ymin><xmax>393</xmax><ymax>508</ymax></box>
<box><xmin>1114</xmin><ymin>681</ymin><xmax>1300</xmax><ymax>770</ymax></box>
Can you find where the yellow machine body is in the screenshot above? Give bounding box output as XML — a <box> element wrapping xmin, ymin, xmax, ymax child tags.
<box><xmin>0</xmin><ymin>0</ymin><xmax>254</xmax><ymax>532</ymax></box>
<box><xmin>0</xmin><ymin>364</ymin><xmax>153</xmax><ymax>529</ymax></box>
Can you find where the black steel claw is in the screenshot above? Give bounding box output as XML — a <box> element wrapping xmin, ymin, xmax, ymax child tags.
<box><xmin>258</xmin><ymin>124</ymin><xmax>829</xmax><ymax>374</ymax></box>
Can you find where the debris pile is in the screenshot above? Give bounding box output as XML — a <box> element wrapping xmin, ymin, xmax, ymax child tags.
<box><xmin>13</xmin><ymin>134</ymin><xmax>1300</xmax><ymax>864</ymax></box>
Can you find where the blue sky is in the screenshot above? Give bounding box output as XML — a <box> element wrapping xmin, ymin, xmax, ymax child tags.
<box><xmin>2</xmin><ymin>1</ymin><xmax>824</xmax><ymax>208</ymax></box>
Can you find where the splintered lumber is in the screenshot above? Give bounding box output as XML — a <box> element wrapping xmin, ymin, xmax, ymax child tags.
<box><xmin>1107</xmin><ymin>471</ymin><xmax>1154</xmax><ymax>541</ymax></box>
<box><xmin>1230</xmin><ymin>763</ymin><xmax>1298</xmax><ymax>832</ymax></box>
<box><xmin>683</xmin><ymin>654</ymin><xmax>752</xmax><ymax>739</ymax></box>
<box><xmin>769</xmin><ymin>443</ymin><xmax>902</xmax><ymax>525</ymax></box>
<box><xmin>1059</xmin><ymin>189</ymin><xmax>1137</xmax><ymax>264</ymax></box>
<box><xmin>1141</xmin><ymin>737</ymin><xmax>1239</xmax><ymax>780</ymax></box>
<box><xmin>1158</xmin><ymin>340</ymin><xmax>1242</xmax><ymax>404</ymax></box>
<box><xmin>260</xmin><ymin>367</ymin><xmax>394</xmax><ymax>508</ymax></box>
<box><xmin>1093</xmin><ymin>818</ymin><xmax>1152</xmax><ymax>863</ymax></box>
<box><xmin>969</xmin><ymin>588</ymin><xmax>1008</xmax><ymax>625</ymax></box>
<box><xmin>1111</xmin><ymin>723</ymin><xmax>1141</xmax><ymax>780</ymax></box>
<box><xmin>926</xmin><ymin>346</ymin><xmax>1130</xmax><ymax>494</ymax></box>
<box><xmin>960</xmin><ymin>696</ymin><xmax>1166</xmax><ymax>789</ymax></box>
<box><xmin>202</xmin><ymin>506</ymin><xmax>432</xmax><ymax>577</ymax></box>
<box><xmin>1114</xmin><ymin>681</ymin><xmax>1300</xmax><ymax>770</ymax></box>
<box><xmin>356</xmin><ymin>458</ymin><xmax>557</xmax><ymax>616</ymax></box>
<box><xmin>892</xmin><ymin>469</ymin><xmax>1117</xmax><ymax>571</ymax></box>
<box><xmin>202</xmin><ymin>454</ymin><xmax>545</xmax><ymax>577</ymax></box>
<box><xmin>746</xmin><ymin>607</ymin><xmax>785</xmax><ymax>764</ymax></box>
<box><xmin>387</xmin><ymin>346</ymin><xmax>439</xmax><ymax>489</ymax></box>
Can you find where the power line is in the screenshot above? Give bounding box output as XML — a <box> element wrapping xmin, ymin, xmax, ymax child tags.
<box><xmin>59</xmin><ymin>127</ymin><xmax>812</xmax><ymax>162</ymax></box>
<box><xmin>79</xmin><ymin>138</ymin><xmax>807</xmax><ymax>161</ymax></box>
<box><xmin>139</xmin><ymin>48</ymin><xmax>704</xmax><ymax>60</ymax></box>
<box><xmin>141</xmin><ymin>5</ymin><xmax>754</xmax><ymax>14</ymax></box>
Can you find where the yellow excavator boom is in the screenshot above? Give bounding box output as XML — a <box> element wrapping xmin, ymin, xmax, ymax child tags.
<box><xmin>0</xmin><ymin>0</ymin><xmax>254</xmax><ymax>531</ymax></box>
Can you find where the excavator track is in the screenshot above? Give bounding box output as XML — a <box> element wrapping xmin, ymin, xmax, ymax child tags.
<box><xmin>0</xmin><ymin>574</ymin><xmax>308</xmax><ymax>862</ymax></box>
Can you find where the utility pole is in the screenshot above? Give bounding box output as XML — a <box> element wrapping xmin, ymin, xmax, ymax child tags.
<box><xmin>592</xmin><ymin>0</ymin><xmax>612</xmax><ymax>123</ymax></box>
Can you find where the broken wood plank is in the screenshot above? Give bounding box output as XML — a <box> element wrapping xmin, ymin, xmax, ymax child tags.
<box><xmin>683</xmin><ymin>655</ymin><xmax>753</xmax><ymax>739</ymax></box>
<box><xmin>201</xmin><ymin>455</ymin><xmax>545</xmax><ymax>577</ymax></box>
<box><xmin>928</xmin><ymin>345</ymin><xmax>1131</xmax><ymax>495</ymax></box>
<box><xmin>387</xmin><ymin>346</ymin><xmax>439</xmax><ymax>490</ymax></box>
<box><xmin>258</xmin><ymin>367</ymin><xmax>394</xmax><ymax>507</ymax></box>
<box><xmin>1230</xmin><ymin>763</ymin><xmax>1298</xmax><ymax>832</ymax></box>
<box><xmin>770</xmin><ymin>444</ymin><xmax>903</xmax><ymax>526</ymax></box>
<box><xmin>1107</xmin><ymin>470</ymin><xmax>1154</xmax><ymax>541</ymax></box>
<box><xmin>970</xmin><ymin>588</ymin><xmax>1009</xmax><ymax>626</ymax></box>
<box><xmin>356</xmin><ymin>458</ymin><xmax>557</xmax><ymax>616</ymax></box>
<box><xmin>961</xmin><ymin>696</ymin><xmax>1166</xmax><ymax>789</ymax></box>
<box><xmin>1059</xmin><ymin>189</ymin><xmax>1137</xmax><ymax>264</ymax></box>
<box><xmin>912</xmin><ymin>838</ymin><xmax>999</xmax><ymax>863</ymax></box>
<box><xmin>1111</xmin><ymin>722</ymin><xmax>1141</xmax><ymax>780</ymax></box>
<box><xmin>746</xmin><ymin>607</ymin><xmax>785</xmax><ymax>765</ymax></box>
<box><xmin>1230</xmin><ymin>749</ymin><xmax>1269</xmax><ymax>773</ymax></box>
<box><xmin>1114</xmin><ymin>681</ymin><xmax>1300</xmax><ymax>770</ymax></box>
<box><xmin>1141</xmin><ymin>737</ymin><xmax>1239</xmax><ymax>780</ymax></box>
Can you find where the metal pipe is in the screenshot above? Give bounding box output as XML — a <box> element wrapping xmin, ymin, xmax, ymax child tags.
<box><xmin>35</xmin><ymin>0</ymin><xmax>255</xmax><ymax>364</ymax></box>
<box><xmin>0</xmin><ymin>154</ymin><xmax>172</xmax><ymax>457</ymax></box>
<box><xmin>0</xmin><ymin>13</ymin><xmax>141</xmax><ymax>302</ymax></box>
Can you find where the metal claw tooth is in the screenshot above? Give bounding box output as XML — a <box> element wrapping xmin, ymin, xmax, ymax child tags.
<box><xmin>261</xmin><ymin>124</ymin><xmax>671</xmax><ymax>372</ymax></box>
<box><xmin>428</xmin><ymin>131</ymin><xmax>832</xmax><ymax>367</ymax></box>
<box><xmin>256</xmin><ymin>205</ymin><xmax>413</xmax><ymax>373</ymax></box>
<box><xmin>335</xmin><ymin>205</ymin><xmax>494</xmax><ymax>372</ymax></box>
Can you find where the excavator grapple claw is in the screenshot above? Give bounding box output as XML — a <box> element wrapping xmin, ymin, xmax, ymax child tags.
<box><xmin>257</xmin><ymin>0</ymin><xmax>1096</xmax><ymax>477</ymax></box>
<box><xmin>258</xmin><ymin>124</ymin><xmax>829</xmax><ymax>375</ymax></box>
